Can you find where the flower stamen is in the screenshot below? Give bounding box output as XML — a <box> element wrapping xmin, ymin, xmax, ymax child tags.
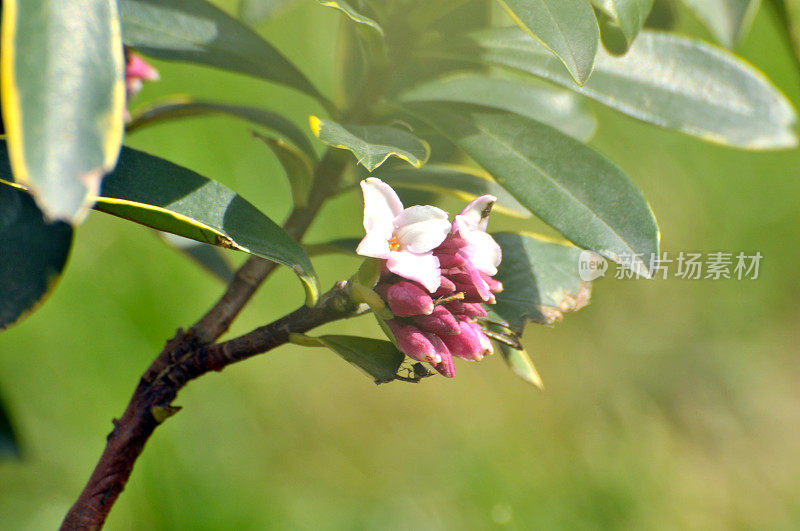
<box><xmin>388</xmin><ymin>236</ymin><xmax>400</xmax><ymax>251</ymax></box>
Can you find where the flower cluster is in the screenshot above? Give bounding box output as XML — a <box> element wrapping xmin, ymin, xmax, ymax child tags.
<box><xmin>356</xmin><ymin>178</ymin><xmax>503</xmax><ymax>378</ymax></box>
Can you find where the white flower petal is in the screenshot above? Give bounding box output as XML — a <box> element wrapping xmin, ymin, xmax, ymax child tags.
<box><xmin>393</xmin><ymin>205</ymin><xmax>451</xmax><ymax>253</ymax></box>
<box><xmin>356</xmin><ymin>231</ymin><xmax>391</xmax><ymax>258</ymax></box>
<box><xmin>463</xmin><ymin>230</ymin><xmax>502</xmax><ymax>276</ymax></box>
<box><xmin>361</xmin><ymin>178</ymin><xmax>403</xmax><ymax>235</ymax></box>
<box><xmin>387</xmin><ymin>251</ymin><xmax>441</xmax><ymax>293</ymax></box>
<box><xmin>458</xmin><ymin>195</ymin><xmax>496</xmax><ymax>232</ymax></box>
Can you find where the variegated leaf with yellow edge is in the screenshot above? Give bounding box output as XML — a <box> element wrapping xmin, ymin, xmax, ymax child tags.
<box><xmin>1</xmin><ymin>0</ymin><xmax>125</xmax><ymax>223</ymax></box>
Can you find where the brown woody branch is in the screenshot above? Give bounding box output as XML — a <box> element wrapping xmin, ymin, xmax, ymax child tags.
<box><xmin>60</xmin><ymin>283</ymin><xmax>359</xmax><ymax>530</ymax></box>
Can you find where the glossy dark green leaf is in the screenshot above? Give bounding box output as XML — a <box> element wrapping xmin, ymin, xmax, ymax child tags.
<box><xmin>238</xmin><ymin>0</ymin><xmax>301</xmax><ymax>26</ymax></box>
<box><xmin>120</xmin><ymin>0</ymin><xmax>326</xmax><ymax>103</ymax></box>
<box><xmin>0</xmin><ymin>182</ymin><xmax>73</xmax><ymax>331</ymax></box>
<box><xmin>317</xmin><ymin>0</ymin><xmax>383</xmax><ymax>35</ymax></box>
<box><xmin>444</xmin><ymin>27</ymin><xmax>798</xmax><ymax>149</ymax></box>
<box><xmin>490</xmin><ymin>232</ymin><xmax>592</xmax><ymax>331</ymax></box>
<box><xmin>0</xmin><ymin>391</ymin><xmax>19</xmax><ymax>458</ymax></box>
<box><xmin>1</xmin><ymin>0</ymin><xmax>125</xmax><ymax>222</ymax></box>
<box><xmin>251</xmin><ymin>132</ymin><xmax>314</xmax><ymax>207</ymax></box>
<box><xmin>158</xmin><ymin>232</ymin><xmax>235</xmax><ymax>283</ymax></box>
<box><xmin>96</xmin><ymin>146</ymin><xmax>320</xmax><ymax>305</ymax></box>
<box><xmin>404</xmin><ymin>102</ymin><xmax>659</xmax><ymax>276</ymax></box>
<box><xmin>497</xmin><ymin>0</ymin><xmax>600</xmax><ymax>84</ymax></box>
<box><xmin>128</xmin><ymin>99</ymin><xmax>317</xmax><ymax>160</ymax></box>
<box><xmin>375</xmin><ymin>164</ymin><xmax>532</xmax><ymax>218</ymax></box>
<box><xmin>592</xmin><ymin>0</ymin><xmax>654</xmax><ymax>53</ymax></box>
<box><xmin>682</xmin><ymin>0</ymin><xmax>761</xmax><ymax>48</ymax></box>
<box><xmin>401</xmin><ymin>73</ymin><xmax>597</xmax><ymax>141</ymax></box>
<box><xmin>497</xmin><ymin>342</ymin><xmax>544</xmax><ymax>389</ymax></box>
<box><xmin>318</xmin><ymin>335</ymin><xmax>405</xmax><ymax>383</ymax></box>
<box><xmin>310</xmin><ymin>116</ymin><xmax>430</xmax><ymax>171</ymax></box>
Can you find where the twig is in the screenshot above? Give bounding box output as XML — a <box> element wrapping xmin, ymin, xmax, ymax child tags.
<box><xmin>60</xmin><ymin>283</ymin><xmax>358</xmax><ymax>530</ymax></box>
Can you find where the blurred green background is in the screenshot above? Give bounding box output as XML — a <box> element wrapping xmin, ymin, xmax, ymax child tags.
<box><xmin>3</xmin><ymin>1</ymin><xmax>800</xmax><ymax>529</ymax></box>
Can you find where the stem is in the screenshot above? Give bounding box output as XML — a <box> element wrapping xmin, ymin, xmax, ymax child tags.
<box><xmin>60</xmin><ymin>284</ymin><xmax>358</xmax><ymax>530</ymax></box>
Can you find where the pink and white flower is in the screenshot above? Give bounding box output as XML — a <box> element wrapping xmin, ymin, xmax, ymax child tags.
<box><xmin>355</xmin><ymin>178</ymin><xmax>505</xmax><ymax>379</ymax></box>
<box><xmin>356</xmin><ymin>178</ymin><xmax>451</xmax><ymax>293</ymax></box>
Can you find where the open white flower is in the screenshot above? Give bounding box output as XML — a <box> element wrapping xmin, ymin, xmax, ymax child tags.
<box><xmin>356</xmin><ymin>178</ymin><xmax>451</xmax><ymax>292</ymax></box>
<box><xmin>453</xmin><ymin>195</ymin><xmax>502</xmax><ymax>276</ymax></box>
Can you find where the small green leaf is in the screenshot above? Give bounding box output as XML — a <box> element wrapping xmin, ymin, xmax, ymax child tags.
<box><xmin>401</xmin><ymin>73</ymin><xmax>597</xmax><ymax>142</ymax></box>
<box><xmin>592</xmin><ymin>0</ymin><xmax>654</xmax><ymax>53</ymax></box>
<box><xmin>404</xmin><ymin>102</ymin><xmax>659</xmax><ymax>276</ymax></box>
<box><xmin>96</xmin><ymin>146</ymin><xmax>320</xmax><ymax>305</ymax></box>
<box><xmin>497</xmin><ymin>342</ymin><xmax>544</xmax><ymax>389</ymax></box>
<box><xmin>375</xmin><ymin>164</ymin><xmax>532</xmax><ymax>218</ymax></box>
<box><xmin>1</xmin><ymin>0</ymin><xmax>125</xmax><ymax>222</ymax></box>
<box><xmin>490</xmin><ymin>232</ymin><xmax>592</xmax><ymax>331</ymax></box>
<box><xmin>317</xmin><ymin>335</ymin><xmax>405</xmax><ymax>383</ymax></box>
<box><xmin>0</xmin><ymin>391</ymin><xmax>19</xmax><ymax>458</ymax></box>
<box><xmin>496</xmin><ymin>0</ymin><xmax>600</xmax><ymax>84</ymax></box>
<box><xmin>120</xmin><ymin>0</ymin><xmax>326</xmax><ymax>103</ymax></box>
<box><xmin>251</xmin><ymin>132</ymin><xmax>314</xmax><ymax>207</ymax></box>
<box><xmin>238</xmin><ymin>0</ymin><xmax>301</xmax><ymax>26</ymax></box>
<box><xmin>0</xmin><ymin>182</ymin><xmax>73</xmax><ymax>331</ymax></box>
<box><xmin>158</xmin><ymin>232</ymin><xmax>235</xmax><ymax>283</ymax></box>
<box><xmin>309</xmin><ymin>116</ymin><xmax>430</xmax><ymax>171</ymax></box>
<box><xmin>682</xmin><ymin>0</ymin><xmax>761</xmax><ymax>48</ymax></box>
<box><xmin>444</xmin><ymin>27</ymin><xmax>798</xmax><ymax>149</ymax></box>
<box><xmin>128</xmin><ymin>99</ymin><xmax>317</xmax><ymax>160</ymax></box>
<box><xmin>317</xmin><ymin>0</ymin><xmax>384</xmax><ymax>36</ymax></box>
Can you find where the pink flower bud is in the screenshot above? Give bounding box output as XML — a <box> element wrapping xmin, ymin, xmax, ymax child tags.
<box><xmin>436</xmin><ymin>235</ymin><xmax>469</xmax><ymax>251</ymax></box>
<box><xmin>481</xmin><ymin>273</ymin><xmax>503</xmax><ymax>293</ymax></box>
<box><xmin>387</xmin><ymin>321</ymin><xmax>440</xmax><ymax>363</ymax></box>
<box><xmin>381</xmin><ymin>281</ymin><xmax>434</xmax><ymax>317</ymax></box>
<box><xmin>437</xmin><ymin>251</ymin><xmax>468</xmax><ymax>268</ymax></box>
<box><xmin>412</xmin><ymin>305</ymin><xmax>459</xmax><ymax>335</ymax></box>
<box><xmin>424</xmin><ymin>333</ymin><xmax>455</xmax><ymax>378</ymax></box>
<box><xmin>442</xmin><ymin>318</ymin><xmax>487</xmax><ymax>361</ymax></box>
<box><xmin>445</xmin><ymin>301</ymin><xmax>488</xmax><ymax>318</ymax></box>
<box><xmin>432</xmin><ymin>276</ymin><xmax>457</xmax><ymax>297</ymax></box>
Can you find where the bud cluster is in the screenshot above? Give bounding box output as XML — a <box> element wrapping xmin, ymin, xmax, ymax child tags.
<box><xmin>378</xmin><ymin>226</ymin><xmax>503</xmax><ymax>378</ymax></box>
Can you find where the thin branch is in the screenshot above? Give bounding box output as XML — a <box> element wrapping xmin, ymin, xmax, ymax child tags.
<box><xmin>60</xmin><ymin>283</ymin><xmax>359</xmax><ymax>530</ymax></box>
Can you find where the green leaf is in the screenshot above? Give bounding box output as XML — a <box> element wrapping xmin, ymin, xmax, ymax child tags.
<box><xmin>96</xmin><ymin>146</ymin><xmax>320</xmax><ymax>305</ymax></box>
<box><xmin>251</xmin><ymin>132</ymin><xmax>314</xmax><ymax>207</ymax></box>
<box><xmin>317</xmin><ymin>0</ymin><xmax>384</xmax><ymax>36</ymax></box>
<box><xmin>496</xmin><ymin>0</ymin><xmax>600</xmax><ymax>84</ymax></box>
<box><xmin>309</xmin><ymin>116</ymin><xmax>430</xmax><ymax>171</ymax></box>
<box><xmin>0</xmin><ymin>182</ymin><xmax>73</xmax><ymax>331</ymax></box>
<box><xmin>490</xmin><ymin>232</ymin><xmax>592</xmax><ymax>331</ymax></box>
<box><xmin>238</xmin><ymin>0</ymin><xmax>301</xmax><ymax>26</ymax></box>
<box><xmin>400</xmin><ymin>73</ymin><xmax>597</xmax><ymax>142</ymax></box>
<box><xmin>304</xmin><ymin>238</ymin><xmax>361</xmax><ymax>256</ymax></box>
<box><xmin>120</xmin><ymin>0</ymin><xmax>326</xmax><ymax>104</ymax></box>
<box><xmin>128</xmin><ymin>99</ymin><xmax>317</xmax><ymax>160</ymax></box>
<box><xmin>497</xmin><ymin>343</ymin><xmax>544</xmax><ymax>389</ymax></box>
<box><xmin>785</xmin><ymin>0</ymin><xmax>800</xmax><ymax>66</ymax></box>
<box><xmin>682</xmin><ymin>0</ymin><xmax>761</xmax><ymax>48</ymax></box>
<box><xmin>1</xmin><ymin>0</ymin><xmax>125</xmax><ymax>222</ymax></box>
<box><xmin>375</xmin><ymin>164</ymin><xmax>532</xmax><ymax>218</ymax></box>
<box><xmin>404</xmin><ymin>102</ymin><xmax>659</xmax><ymax>276</ymax></box>
<box><xmin>158</xmin><ymin>232</ymin><xmax>235</xmax><ymax>283</ymax></box>
<box><xmin>445</xmin><ymin>27</ymin><xmax>798</xmax><ymax>149</ymax></box>
<box><xmin>0</xmin><ymin>391</ymin><xmax>19</xmax><ymax>458</ymax></box>
<box><xmin>317</xmin><ymin>335</ymin><xmax>405</xmax><ymax>383</ymax></box>
<box><xmin>592</xmin><ymin>0</ymin><xmax>654</xmax><ymax>53</ymax></box>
